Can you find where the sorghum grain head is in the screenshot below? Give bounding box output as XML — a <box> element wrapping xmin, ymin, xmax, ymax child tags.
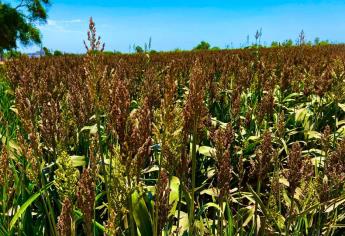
<box><xmin>156</xmin><ymin>170</ymin><xmax>171</xmax><ymax>234</ymax></box>
<box><xmin>76</xmin><ymin>168</ymin><xmax>95</xmax><ymax>236</ymax></box>
<box><xmin>57</xmin><ymin>198</ymin><xmax>72</xmax><ymax>236</ymax></box>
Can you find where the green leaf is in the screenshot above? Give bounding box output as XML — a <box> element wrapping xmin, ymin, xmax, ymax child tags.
<box><xmin>142</xmin><ymin>165</ymin><xmax>160</xmax><ymax>174</ymax></box>
<box><xmin>338</xmin><ymin>126</ymin><xmax>345</xmax><ymax>137</ymax></box>
<box><xmin>283</xmin><ymin>93</ymin><xmax>301</xmax><ymax>103</ymax></box>
<box><xmin>74</xmin><ymin>209</ymin><xmax>105</xmax><ymax>232</ymax></box>
<box><xmin>1</xmin><ymin>136</ymin><xmax>20</xmax><ymax>154</ymax></box>
<box><xmin>243</xmin><ymin>142</ymin><xmax>257</xmax><ymax>155</ymax></box>
<box><xmin>311</xmin><ymin>156</ymin><xmax>325</xmax><ymax>167</ymax></box>
<box><xmin>174</xmin><ymin>211</ymin><xmax>189</xmax><ymax>234</ymax></box>
<box><xmin>295</xmin><ymin>108</ymin><xmax>307</xmax><ymax>123</ymax></box>
<box><xmin>295</xmin><ymin>203</ymin><xmax>320</xmax><ymax>216</ymax></box>
<box><xmin>337</xmin><ymin>120</ymin><xmax>345</xmax><ymax>127</ymax></box>
<box><xmin>198</xmin><ymin>146</ymin><xmax>215</xmax><ymax>157</ymax></box>
<box><xmin>279</xmin><ymin>177</ymin><xmax>289</xmax><ymax>187</ymax></box>
<box><xmin>197</xmin><ymin>202</ymin><xmax>221</xmax><ymax>218</ymax></box>
<box><xmin>207</xmin><ymin>168</ymin><xmax>216</xmax><ymax>179</ymax></box>
<box><xmin>338</xmin><ymin>103</ymin><xmax>345</xmax><ymax>112</ymax></box>
<box><xmin>211</xmin><ymin>117</ymin><xmax>228</xmax><ymax>128</ymax></box>
<box><xmin>247</xmin><ymin>136</ymin><xmax>260</xmax><ymax>142</ymax></box>
<box><xmin>242</xmin><ymin>207</ymin><xmax>255</xmax><ymax>227</ymax></box>
<box><xmin>200</xmin><ymin>188</ymin><xmax>219</xmax><ymax>197</ymax></box>
<box><xmin>131</xmin><ymin>191</ymin><xmax>153</xmax><ymax>236</ymax></box>
<box><xmin>302</xmin><ymin>148</ymin><xmax>325</xmax><ymax>156</ymax></box>
<box><xmin>169</xmin><ymin>176</ymin><xmax>180</xmax><ymax>217</ymax></box>
<box><xmin>10</xmin><ymin>105</ymin><xmax>18</xmax><ymax>114</ymax></box>
<box><xmin>201</xmin><ymin>202</ymin><xmax>221</xmax><ymax>212</ymax></box>
<box><xmin>329</xmin><ymin>224</ymin><xmax>345</xmax><ymax>228</ymax></box>
<box><xmin>247</xmin><ymin>185</ymin><xmax>282</xmax><ymax>233</ymax></box>
<box><xmin>70</xmin><ymin>155</ymin><xmax>86</xmax><ymax>167</ymax></box>
<box><xmin>10</xmin><ymin>182</ymin><xmax>53</xmax><ymax>230</ymax></box>
<box><xmin>181</xmin><ymin>184</ymin><xmax>192</xmax><ymax>213</ymax></box>
<box><xmin>92</xmin><ymin>220</ymin><xmax>105</xmax><ymax>232</ymax></box>
<box><xmin>226</xmin><ymin>204</ymin><xmax>234</xmax><ymax>236</ymax></box>
<box><xmin>305</xmin><ymin>130</ymin><xmax>321</xmax><ymax>140</ymax></box>
<box><xmin>80</xmin><ymin>124</ymin><xmax>98</xmax><ymax>134</ymax></box>
<box><xmin>325</xmin><ymin>197</ymin><xmax>345</xmax><ymax>213</ymax></box>
<box><xmin>279</xmin><ymin>137</ymin><xmax>289</xmax><ymax>155</ymax></box>
<box><xmin>247</xmin><ymin>185</ymin><xmax>268</xmax><ymax>217</ymax></box>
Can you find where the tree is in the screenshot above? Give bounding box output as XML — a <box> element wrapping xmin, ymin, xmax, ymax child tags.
<box><xmin>0</xmin><ymin>0</ymin><xmax>50</xmax><ymax>54</ymax></box>
<box><xmin>271</xmin><ymin>41</ymin><xmax>280</xmax><ymax>47</ymax></box>
<box><xmin>193</xmin><ymin>41</ymin><xmax>211</xmax><ymax>51</ymax></box>
<box><xmin>135</xmin><ymin>45</ymin><xmax>144</xmax><ymax>53</ymax></box>
<box><xmin>318</xmin><ymin>40</ymin><xmax>329</xmax><ymax>46</ymax></box>
<box><xmin>43</xmin><ymin>47</ymin><xmax>52</xmax><ymax>56</ymax></box>
<box><xmin>53</xmin><ymin>50</ymin><xmax>63</xmax><ymax>56</ymax></box>
<box><xmin>314</xmin><ymin>37</ymin><xmax>329</xmax><ymax>46</ymax></box>
<box><xmin>282</xmin><ymin>39</ymin><xmax>294</xmax><ymax>47</ymax></box>
<box><xmin>211</xmin><ymin>46</ymin><xmax>221</xmax><ymax>51</ymax></box>
<box><xmin>4</xmin><ymin>49</ymin><xmax>22</xmax><ymax>59</ymax></box>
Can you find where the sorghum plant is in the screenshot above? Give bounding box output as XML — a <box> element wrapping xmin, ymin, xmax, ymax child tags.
<box><xmin>1</xmin><ymin>20</ymin><xmax>345</xmax><ymax>236</ymax></box>
<box><xmin>154</xmin><ymin>170</ymin><xmax>171</xmax><ymax>235</ymax></box>
<box><xmin>210</xmin><ymin>123</ymin><xmax>233</xmax><ymax>235</ymax></box>
<box><xmin>284</xmin><ymin>142</ymin><xmax>313</xmax><ymax>232</ymax></box>
<box><xmin>76</xmin><ymin>168</ymin><xmax>95</xmax><ymax>236</ymax></box>
<box><xmin>183</xmin><ymin>59</ymin><xmax>208</xmax><ymax>234</ymax></box>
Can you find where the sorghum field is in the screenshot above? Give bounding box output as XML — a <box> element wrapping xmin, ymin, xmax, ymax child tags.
<box><xmin>1</xmin><ymin>21</ymin><xmax>345</xmax><ymax>236</ymax></box>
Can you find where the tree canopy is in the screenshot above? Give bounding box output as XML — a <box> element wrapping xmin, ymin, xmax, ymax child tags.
<box><xmin>0</xmin><ymin>0</ymin><xmax>50</xmax><ymax>53</ymax></box>
<box><xmin>193</xmin><ymin>41</ymin><xmax>211</xmax><ymax>51</ymax></box>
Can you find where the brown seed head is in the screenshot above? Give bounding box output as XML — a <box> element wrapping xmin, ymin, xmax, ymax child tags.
<box><xmin>57</xmin><ymin>198</ymin><xmax>73</xmax><ymax>236</ymax></box>
<box><xmin>156</xmin><ymin>170</ymin><xmax>171</xmax><ymax>234</ymax></box>
<box><xmin>76</xmin><ymin>168</ymin><xmax>95</xmax><ymax>236</ymax></box>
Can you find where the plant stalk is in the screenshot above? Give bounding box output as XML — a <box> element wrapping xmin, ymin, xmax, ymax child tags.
<box><xmin>189</xmin><ymin>119</ymin><xmax>198</xmax><ymax>235</ymax></box>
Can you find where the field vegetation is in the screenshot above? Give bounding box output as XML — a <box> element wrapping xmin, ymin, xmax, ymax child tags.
<box><xmin>1</xmin><ymin>19</ymin><xmax>345</xmax><ymax>235</ymax></box>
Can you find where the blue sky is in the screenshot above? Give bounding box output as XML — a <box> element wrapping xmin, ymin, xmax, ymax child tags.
<box><xmin>7</xmin><ymin>0</ymin><xmax>345</xmax><ymax>53</ymax></box>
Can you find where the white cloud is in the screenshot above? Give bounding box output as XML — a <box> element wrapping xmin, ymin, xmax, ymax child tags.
<box><xmin>47</xmin><ymin>19</ymin><xmax>57</xmax><ymax>26</ymax></box>
<box><xmin>41</xmin><ymin>19</ymin><xmax>84</xmax><ymax>33</ymax></box>
<box><xmin>48</xmin><ymin>19</ymin><xmax>83</xmax><ymax>25</ymax></box>
<box><xmin>61</xmin><ymin>19</ymin><xmax>83</xmax><ymax>24</ymax></box>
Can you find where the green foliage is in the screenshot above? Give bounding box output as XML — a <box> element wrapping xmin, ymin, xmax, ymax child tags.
<box><xmin>42</xmin><ymin>47</ymin><xmax>64</xmax><ymax>57</ymax></box>
<box><xmin>314</xmin><ymin>37</ymin><xmax>330</xmax><ymax>46</ymax></box>
<box><xmin>193</xmin><ymin>41</ymin><xmax>211</xmax><ymax>50</ymax></box>
<box><xmin>211</xmin><ymin>46</ymin><xmax>221</xmax><ymax>50</ymax></box>
<box><xmin>10</xmin><ymin>182</ymin><xmax>54</xmax><ymax>231</ymax></box>
<box><xmin>0</xmin><ymin>1</ymin><xmax>49</xmax><ymax>52</ymax></box>
<box><xmin>3</xmin><ymin>49</ymin><xmax>22</xmax><ymax>59</ymax></box>
<box><xmin>271</xmin><ymin>41</ymin><xmax>280</xmax><ymax>47</ymax></box>
<box><xmin>282</xmin><ymin>39</ymin><xmax>294</xmax><ymax>47</ymax></box>
<box><xmin>131</xmin><ymin>191</ymin><xmax>153</xmax><ymax>235</ymax></box>
<box><xmin>53</xmin><ymin>50</ymin><xmax>63</xmax><ymax>56</ymax></box>
<box><xmin>43</xmin><ymin>47</ymin><xmax>52</xmax><ymax>56</ymax></box>
<box><xmin>103</xmin><ymin>50</ymin><xmax>121</xmax><ymax>55</ymax></box>
<box><xmin>135</xmin><ymin>45</ymin><xmax>144</xmax><ymax>53</ymax></box>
